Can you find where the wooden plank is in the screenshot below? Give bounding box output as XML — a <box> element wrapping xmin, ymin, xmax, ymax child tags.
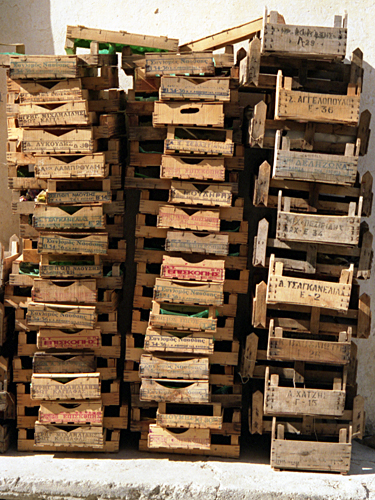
<box><xmin>33</xmin><ymin>353</ymin><xmax>96</xmax><ymax>374</ymax></box>
<box><xmin>160</xmin><ymin>255</ymin><xmax>225</xmax><ymax>282</ymax></box>
<box><xmin>39</xmin><ymin>255</ymin><xmax>103</xmax><ymax>279</ymax></box>
<box><xmin>239</xmin><ymin>37</ymin><xmax>261</xmax><ymax>87</ymax></box>
<box><xmin>275</xmin><ymin>71</ymin><xmax>360</xmax><ymax>125</ymax></box>
<box><xmin>273</xmin><ymin>131</ymin><xmax>358</xmax><ymax>185</ymax></box>
<box><xmin>38</xmin><ymin>402</ymin><xmax>103</xmax><ymax>425</ymax></box>
<box><xmin>169</xmin><ymin>181</ymin><xmax>232</xmax><ymax>207</ymax></box>
<box><xmin>251</xmin><ymin>390</ymin><xmax>264</xmax><ymax>434</ymax></box>
<box><xmin>156</xmin><ymin>404</ymin><xmax>223</xmax><ymax>429</ymax></box>
<box><xmin>18</xmin><ymin>101</ymin><xmax>94</xmax><ymax>127</ymax></box>
<box><xmin>140</xmin><ymin>354</ymin><xmax>210</xmax><ymax>379</ymax></box>
<box><xmin>153</xmin><ymin>278</ymin><xmax>224</xmax><ymax>306</ymax></box>
<box><xmin>179</xmin><ymin>16</ymin><xmax>269</xmax><ymax>52</ymax></box>
<box><xmin>32</xmin><ymin>278</ymin><xmax>97</xmax><ymax>304</ymax></box>
<box><xmin>276</xmin><ymin>196</ymin><xmax>361</xmax><ymax>246</ymax></box>
<box><xmin>160</xmin><ymin>76</ymin><xmax>230</xmax><ymax>101</ymax></box>
<box><xmin>149</xmin><ymin>301</ymin><xmax>217</xmax><ymax>332</ymax></box>
<box><xmin>31</xmin><ymin>373</ymin><xmax>101</xmax><ymax>400</ymax></box>
<box><xmin>21</xmin><ymin>129</ymin><xmax>95</xmax><ymax>154</ymax></box>
<box><xmin>165</xmin><ymin>126</ymin><xmax>234</xmax><ymax>156</ymax></box>
<box><xmin>34</xmin><ymin>154</ymin><xmax>108</xmax><ymax>179</ymax></box>
<box><xmin>37</xmin><ymin>328</ymin><xmax>102</xmax><ymax>350</ymax></box>
<box><xmin>249</xmin><ymin>101</ymin><xmax>267</xmax><ymax>147</ymax></box>
<box><xmin>9</xmin><ymin>79</ymin><xmax>87</xmax><ymax>104</ymax></box>
<box><xmin>9</xmin><ymin>55</ymin><xmax>81</xmax><ymax>79</ymax></box>
<box><xmin>143</xmin><ymin>329</ymin><xmax>214</xmax><ymax>355</ymax></box>
<box><xmin>33</xmin><ymin>206</ymin><xmax>105</xmax><ymax>230</ymax></box>
<box><xmin>262</xmin><ymin>18</ymin><xmax>347</xmax><ymax>59</ymax></box>
<box><xmin>26</xmin><ymin>303</ymin><xmax>96</xmax><ymax>329</ymax></box>
<box><xmin>140</xmin><ymin>379</ymin><xmax>210</xmax><ymax>403</ymax></box>
<box><xmin>148</xmin><ymin>425</ymin><xmax>210</xmax><ymax>450</ymax></box>
<box><xmin>271</xmin><ymin>420</ymin><xmax>351</xmax><ymax>473</ymax></box>
<box><xmin>253</xmin><ymin>161</ymin><xmax>270</xmax><ymax>206</ymax></box>
<box><xmin>253</xmin><ymin>218</ymin><xmax>269</xmax><ymax>267</ymax></box>
<box><xmin>145</xmin><ymin>52</ymin><xmax>214</xmax><ymax>76</ymax></box>
<box><xmin>264</xmin><ymin>368</ymin><xmax>346</xmax><ymax>417</ymax></box>
<box><xmin>66</xmin><ymin>25</ymin><xmax>178</xmax><ymax>51</ymax></box>
<box><xmin>267</xmin><ymin>320</ymin><xmax>351</xmax><ymax>365</ymax></box>
<box><xmin>241</xmin><ymin>333</ymin><xmax>258</xmax><ymax>378</ymax></box>
<box><xmin>153</xmin><ymin>101</ymin><xmax>224</xmax><ymax>128</ymax></box>
<box><xmin>46</xmin><ymin>188</ymin><xmax>111</xmax><ymax>205</ymax></box>
<box><xmin>165</xmin><ymin>231</ymin><xmax>229</xmax><ymax>255</ymax></box>
<box><xmin>37</xmin><ymin>233</ymin><xmax>108</xmax><ymax>255</ymax></box>
<box><xmin>267</xmin><ymin>255</ymin><xmax>353</xmax><ymax>312</ymax></box>
<box><xmin>157</xmin><ymin>206</ymin><xmax>220</xmax><ymax>232</ymax></box>
<box><xmin>34</xmin><ymin>423</ymin><xmax>104</xmax><ymax>448</ymax></box>
<box><xmin>160</xmin><ymin>156</ymin><xmax>225</xmax><ymax>181</ymax></box>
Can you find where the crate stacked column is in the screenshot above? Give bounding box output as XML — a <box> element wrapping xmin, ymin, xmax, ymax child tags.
<box><xmin>239</xmin><ymin>11</ymin><xmax>372</xmax><ymax>473</ymax></box>
<box><xmin>3</xmin><ymin>51</ymin><xmax>127</xmax><ymax>452</ymax></box>
<box><xmin>124</xmin><ymin>49</ymin><xmax>247</xmax><ymax>458</ymax></box>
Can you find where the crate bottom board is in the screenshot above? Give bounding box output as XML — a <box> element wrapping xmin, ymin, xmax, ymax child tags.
<box><xmin>139</xmin><ymin>435</ymin><xmax>239</xmax><ymax>458</ymax></box>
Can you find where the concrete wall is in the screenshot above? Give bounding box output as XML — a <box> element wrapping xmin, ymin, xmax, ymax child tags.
<box><xmin>1</xmin><ymin>0</ymin><xmax>375</xmax><ymax>429</ymax></box>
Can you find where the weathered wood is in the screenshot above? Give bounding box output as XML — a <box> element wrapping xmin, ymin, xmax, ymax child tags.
<box><xmin>253</xmin><ymin>218</ymin><xmax>269</xmax><ymax>267</ymax></box>
<box><xmin>39</xmin><ymin>254</ymin><xmax>103</xmax><ymax>279</ymax></box>
<box><xmin>160</xmin><ymin>76</ymin><xmax>230</xmax><ymax>101</ymax></box>
<box><xmin>153</xmin><ymin>101</ymin><xmax>224</xmax><ymax>128</ymax></box>
<box><xmin>148</xmin><ymin>425</ymin><xmax>210</xmax><ymax>450</ymax></box>
<box><xmin>240</xmin><ymin>37</ymin><xmax>261</xmax><ymax>87</ymax></box>
<box><xmin>276</xmin><ymin>194</ymin><xmax>361</xmax><ymax>246</ymax></box>
<box><xmin>251</xmin><ymin>390</ymin><xmax>264</xmax><ymax>434</ymax></box>
<box><xmin>38</xmin><ymin>402</ymin><xmax>103</xmax><ymax>425</ymax></box>
<box><xmin>33</xmin><ymin>353</ymin><xmax>96</xmax><ymax>374</ymax></box>
<box><xmin>267</xmin><ymin>255</ymin><xmax>353</xmax><ymax>312</ymax></box>
<box><xmin>241</xmin><ymin>333</ymin><xmax>258</xmax><ymax>378</ymax></box>
<box><xmin>18</xmin><ymin>101</ymin><xmax>95</xmax><ymax>127</ymax></box>
<box><xmin>140</xmin><ymin>379</ymin><xmax>210</xmax><ymax>403</ymax></box>
<box><xmin>262</xmin><ymin>14</ymin><xmax>347</xmax><ymax>59</ymax></box>
<box><xmin>145</xmin><ymin>52</ymin><xmax>214</xmax><ymax>76</ymax></box>
<box><xmin>357</xmin><ymin>293</ymin><xmax>371</xmax><ymax>339</ymax></box>
<box><xmin>33</xmin><ymin>206</ymin><xmax>105</xmax><ymax>230</ymax></box>
<box><xmin>169</xmin><ymin>181</ymin><xmax>232</xmax><ymax>207</ymax></box>
<box><xmin>271</xmin><ymin>418</ymin><xmax>351</xmax><ymax>473</ymax></box>
<box><xmin>160</xmin><ymin>255</ymin><xmax>225</xmax><ymax>282</ymax></box>
<box><xmin>31</xmin><ymin>373</ymin><xmax>101</xmax><ymax>400</ymax></box>
<box><xmin>32</xmin><ymin>278</ymin><xmax>97</xmax><ymax>304</ymax></box>
<box><xmin>46</xmin><ymin>182</ymin><xmax>111</xmax><ymax>205</ymax></box>
<box><xmin>264</xmin><ymin>367</ymin><xmax>346</xmax><ymax>417</ymax></box>
<box><xmin>35</xmin><ymin>154</ymin><xmax>108</xmax><ymax>179</ymax></box>
<box><xmin>8</xmin><ymin>55</ymin><xmax>82</xmax><ymax>79</ymax></box>
<box><xmin>149</xmin><ymin>301</ymin><xmax>217</xmax><ymax>332</ymax></box>
<box><xmin>157</xmin><ymin>206</ymin><xmax>220</xmax><ymax>232</ymax></box>
<box><xmin>9</xmin><ymin>78</ymin><xmax>87</xmax><ymax>104</ymax></box>
<box><xmin>27</xmin><ymin>303</ymin><xmax>97</xmax><ymax>329</ymax></box>
<box><xmin>140</xmin><ymin>354</ymin><xmax>210</xmax><ymax>379</ymax></box>
<box><xmin>165</xmin><ymin>126</ymin><xmax>234</xmax><ymax>156</ymax></box>
<box><xmin>21</xmin><ymin>129</ymin><xmax>95</xmax><ymax>154</ymax></box>
<box><xmin>249</xmin><ymin>101</ymin><xmax>267</xmax><ymax>147</ymax></box>
<box><xmin>37</xmin><ymin>233</ymin><xmax>108</xmax><ymax>255</ymax></box>
<box><xmin>272</xmin><ymin>130</ymin><xmax>358</xmax><ymax>185</ymax></box>
<box><xmin>252</xmin><ymin>281</ymin><xmax>267</xmax><ymax>328</ymax></box>
<box><xmin>34</xmin><ymin>423</ymin><xmax>104</xmax><ymax>448</ymax></box>
<box><xmin>144</xmin><ymin>329</ymin><xmax>214</xmax><ymax>355</ymax></box>
<box><xmin>165</xmin><ymin>231</ymin><xmax>229</xmax><ymax>255</ymax></box>
<box><xmin>37</xmin><ymin>328</ymin><xmax>102</xmax><ymax>350</ymax></box>
<box><xmin>267</xmin><ymin>320</ymin><xmax>351</xmax><ymax>365</ymax></box>
<box><xmin>153</xmin><ymin>278</ymin><xmax>224</xmax><ymax>306</ymax></box>
<box><xmin>160</xmin><ymin>156</ymin><xmax>225</xmax><ymax>181</ymax></box>
<box><xmin>358</xmin><ymin>231</ymin><xmax>373</xmax><ymax>279</ymax></box>
<box><xmin>156</xmin><ymin>403</ymin><xmax>222</xmax><ymax>429</ymax></box>
<box><xmin>253</xmin><ymin>161</ymin><xmax>270</xmax><ymax>206</ymax></box>
<box><xmin>275</xmin><ymin>70</ymin><xmax>360</xmax><ymax>125</ymax></box>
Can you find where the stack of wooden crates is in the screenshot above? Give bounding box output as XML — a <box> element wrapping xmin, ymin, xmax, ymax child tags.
<box><xmin>239</xmin><ymin>11</ymin><xmax>372</xmax><ymax>473</ymax></box>
<box><xmin>2</xmin><ymin>47</ymin><xmax>127</xmax><ymax>451</ymax></box>
<box><xmin>123</xmin><ymin>43</ymin><xmax>247</xmax><ymax>457</ymax></box>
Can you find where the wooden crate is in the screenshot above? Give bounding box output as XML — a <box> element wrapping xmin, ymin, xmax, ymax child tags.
<box><xmin>153</xmin><ymin>278</ymin><xmax>224</xmax><ymax>306</ymax></box>
<box><xmin>165</xmin><ymin>230</ymin><xmax>229</xmax><ymax>256</ymax></box>
<box><xmin>153</xmin><ymin>101</ymin><xmax>224</xmax><ymax>128</ymax></box>
<box><xmin>160</xmin><ymin>255</ymin><xmax>225</xmax><ymax>282</ymax></box>
<box><xmin>275</xmin><ymin>70</ymin><xmax>360</xmax><ymax>125</ymax></box>
<box><xmin>272</xmin><ymin>130</ymin><xmax>359</xmax><ymax>185</ymax></box>
<box><xmin>45</xmin><ymin>179</ymin><xmax>111</xmax><ymax>205</ymax></box>
<box><xmin>26</xmin><ymin>302</ymin><xmax>97</xmax><ymax>329</ymax></box>
<box><xmin>20</xmin><ymin>128</ymin><xmax>96</xmax><ymax>155</ymax></box>
<box><xmin>32</xmin><ymin>278</ymin><xmax>97</xmax><ymax>303</ymax></box>
<box><xmin>145</xmin><ymin>52</ymin><xmax>215</xmax><ymax>77</ymax></box>
<box><xmin>276</xmin><ymin>192</ymin><xmax>362</xmax><ymax>246</ymax></box>
<box><xmin>34</xmin><ymin>423</ymin><xmax>104</xmax><ymax>448</ymax></box>
<box><xmin>261</xmin><ymin>9</ymin><xmax>347</xmax><ymax>59</ymax></box>
<box><xmin>168</xmin><ymin>181</ymin><xmax>232</xmax><ymax>207</ymax></box>
<box><xmin>32</xmin><ymin>205</ymin><xmax>105</xmax><ymax>230</ymax></box>
<box><xmin>264</xmin><ymin>366</ymin><xmax>346</xmax><ymax>417</ymax></box>
<box><xmin>37</xmin><ymin>232</ymin><xmax>108</xmax><ymax>255</ymax></box>
<box><xmin>270</xmin><ymin>417</ymin><xmax>351</xmax><ymax>473</ymax></box>
<box><xmin>157</xmin><ymin>206</ymin><xmax>220</xmax><ymax>232</ymax></box>
<box><xmin>140</xmin><ymin>378</ymin><xmax>210</xmax><ymax>403</ymax></box>
<box><xmin>38</xmin><ymin>401</ymin><xmax>103</xmax><ymax>425</ymax></box>
<box><xmin>144</xmin><ymin>329</ymin><xmax>214</xmax><ymax>355</ymax></box>
<box><xmin>7</xmin><ymin>78</ymin><xmax>88</xmax><ymax>104</ymax></box>
<box><xmin>148</xmin><ymin>424</ymin><xmax>210</xmax><ymax>450</ymax></box>
<box><xmin>6</xmin><ymin>55</ymin><xmax>86</xmax><ymax>79</ymax></box>
<box><xmin>30</xmin><ymin>373</ymin><xmax>101</xmax><ymax>400</ymax></box>
<box><xmin>266</xmin><ymin>255</ymin><xmax>353</xmax><ymax>312</ymax></box>
<box><xmin>159</xmin><ymin>76</ymin><xmax>231</xmax><ymax>101</ymax></box>
<box><xmin>156</xmin><ymin>401</ymin><xmax>223</xmax><ymax>429</ymax></box>
<box><xmin>149</xmin><ymin>301</ymin><xmax>217</xmax><ymax>332</ymax></box>
<box><xmin>34</xmin><ymin>153</ymin><xmax>109</xmax><ymax>179</ymax></box>
<box><xmin>32</xmin><ymin>352</ymin><xmax>95</xmax><ymax>374</ymax></box>
<box><xmin>140</xmin><ymin>354</ymin><xmax>210</xmax><ymax>380</ymax></box>
<box><xmin>17</xmin><ymin>101</ymin><xmax>96</xmax><ymax>127</ymax></box>
<box><xmin>160</xmin><ymin>155</ymin><xmax>226</xmax><ymax>181</ymax></box>
<box><xmin>39</xmin><ymin>254</ymin><xmax>103</xmax><ymax>279</ymax></box>
<box><xmin>164</xmin><ymin>126</ymin><xmax>234</xmax><ymax>156</ymax></box>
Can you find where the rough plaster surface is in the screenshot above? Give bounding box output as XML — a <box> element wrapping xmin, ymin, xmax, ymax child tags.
<box><xmin>0</xmin><ymin>441</ymin><xmax>373</xmax><ymax>500</ymax></box>
<box><xmin>0</xmin><ymin>0</ymin><xmax>375</xmax><ymax>441</ymax></box>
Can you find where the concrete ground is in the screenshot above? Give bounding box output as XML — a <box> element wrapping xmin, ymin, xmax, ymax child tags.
<box><xmin>1</xmin><ymin>439</ymin><xmax>375</xmax><ymax>500</ymax></box>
